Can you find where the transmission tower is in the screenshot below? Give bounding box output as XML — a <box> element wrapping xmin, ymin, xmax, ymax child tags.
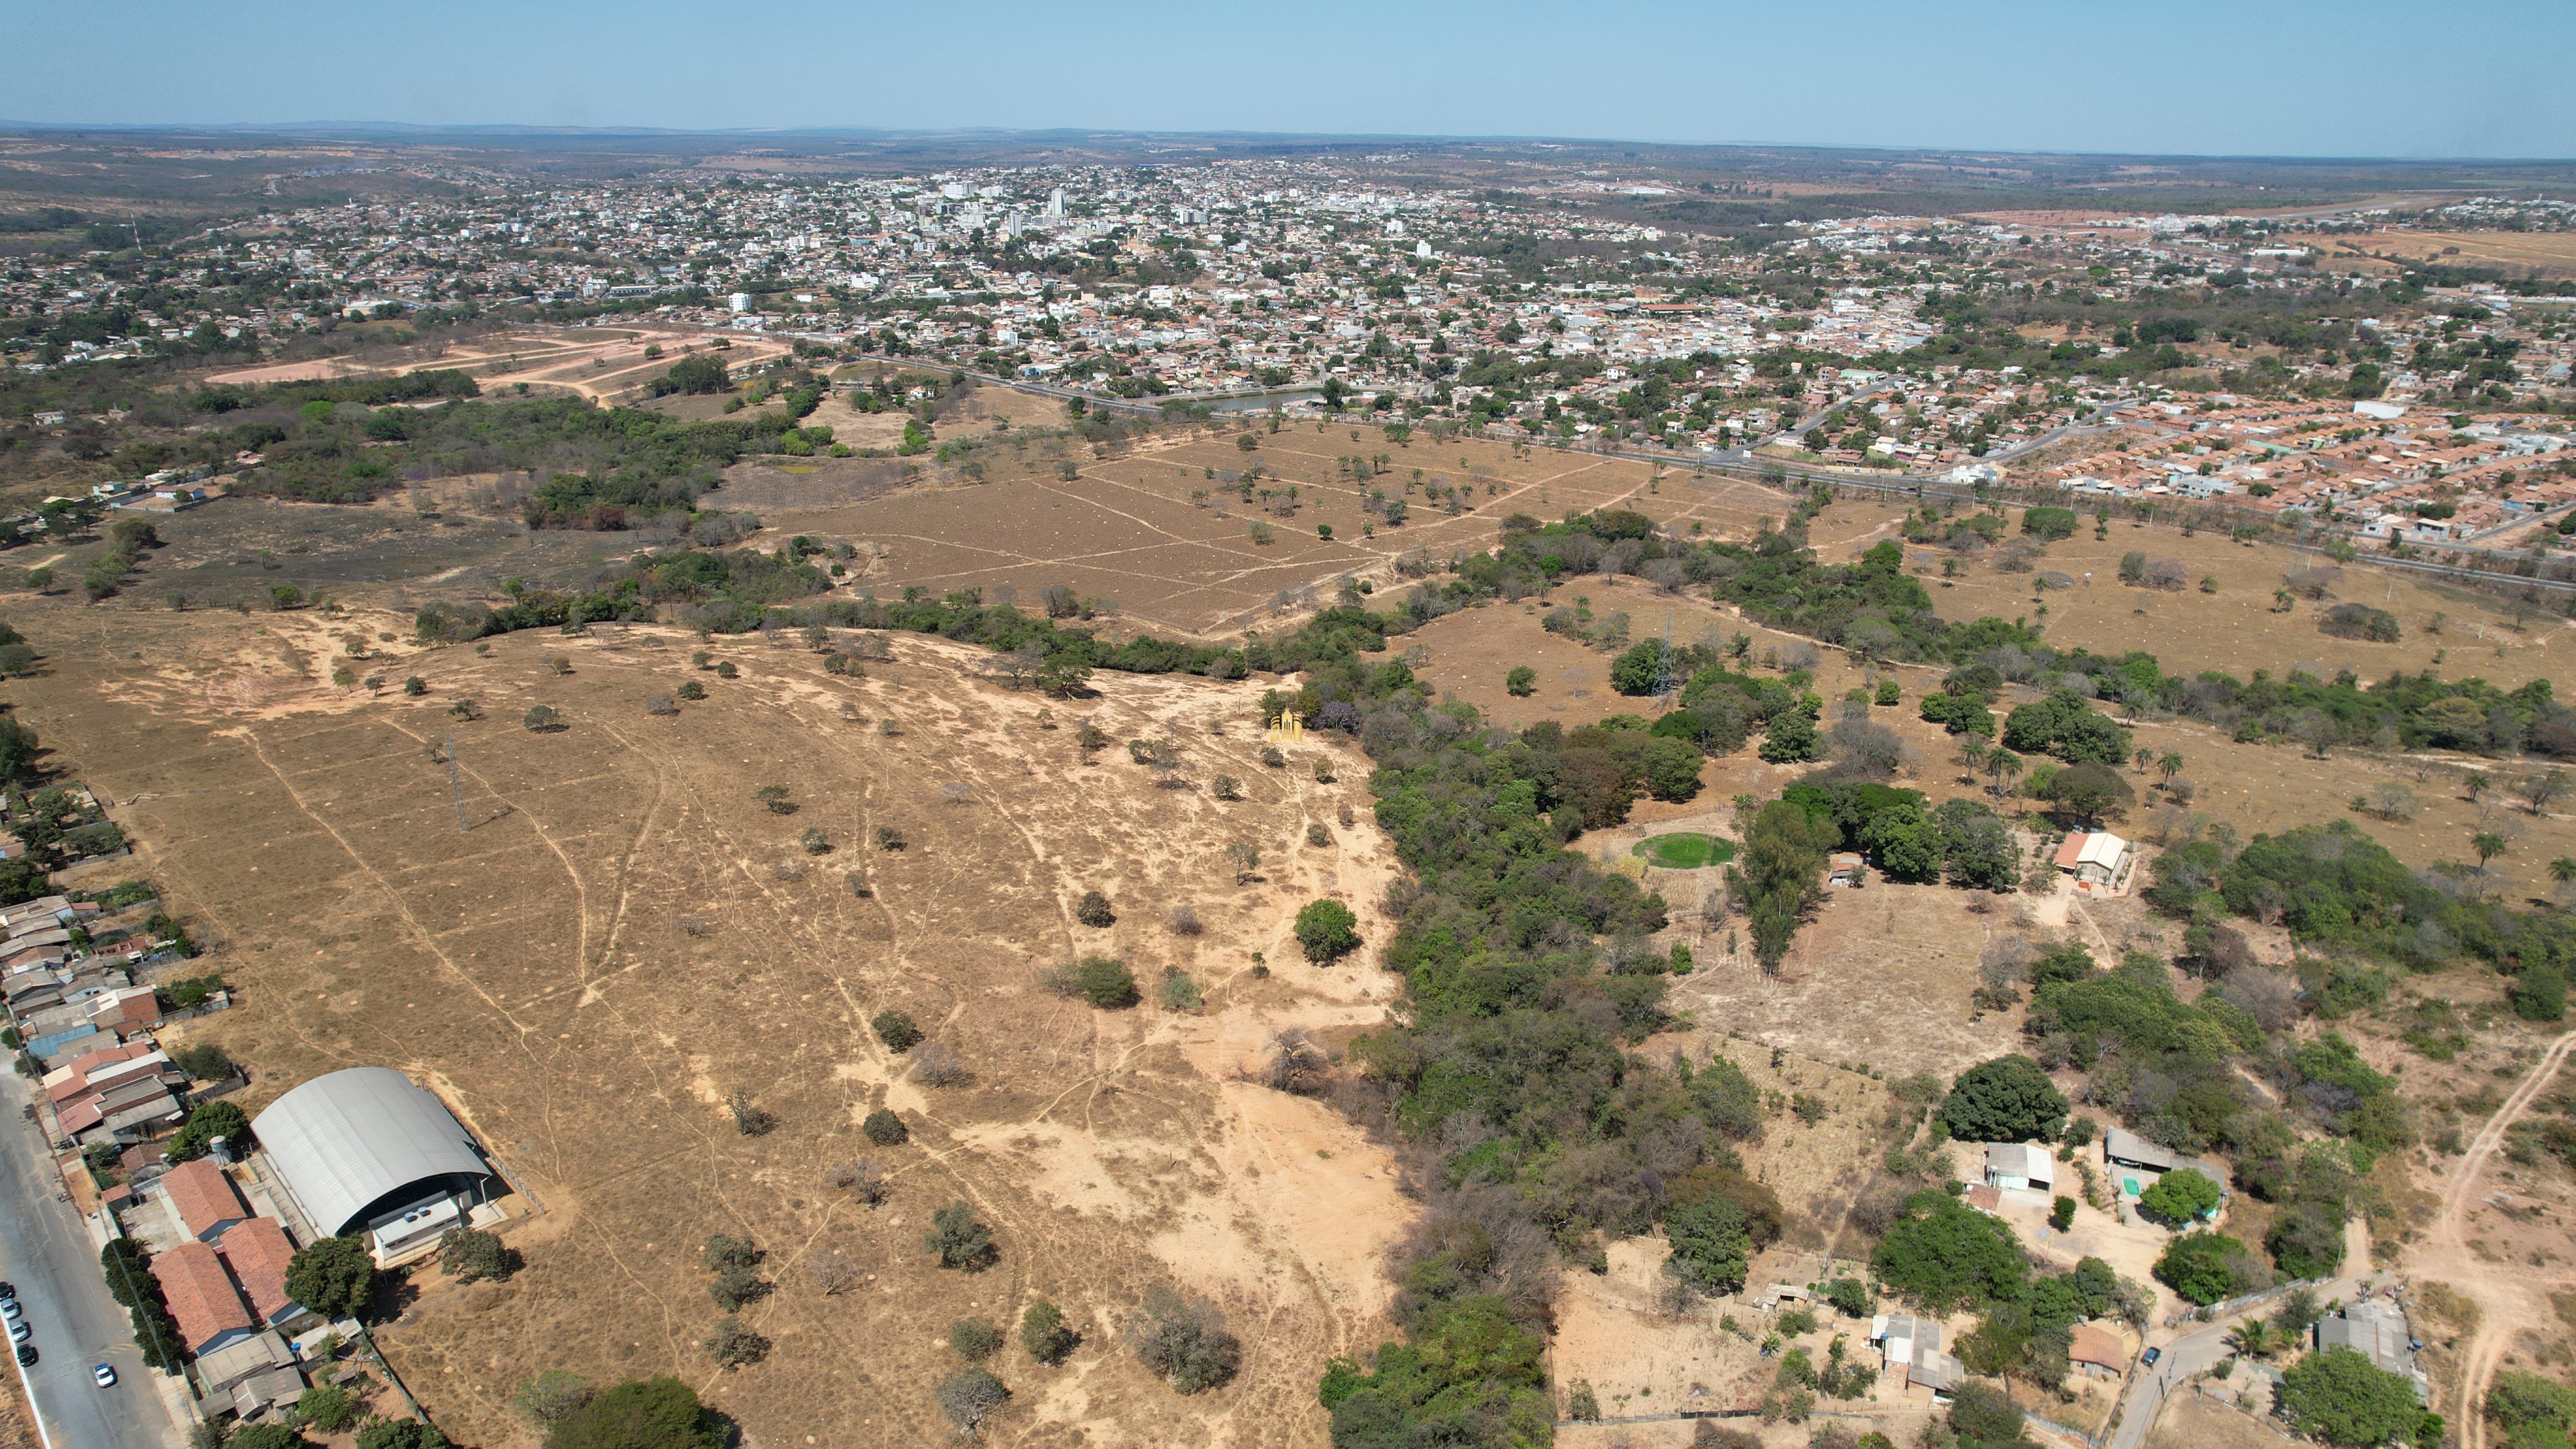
<box><xmin>446</xmin><ymin>734</ymin><xmax>467</xmax><ymax>833</ymax></box>
<box><xmin>1652</xmin><ymin>611</ymin><xmax>1676</xmax><ymax>705</ymax></box>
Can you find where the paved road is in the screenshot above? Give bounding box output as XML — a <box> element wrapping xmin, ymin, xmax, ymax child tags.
<box><xmin>2104</xmin><ymin>1274</ymin><xmax>2367</xmax><ymax>1449</ymax></box>
<box><xmin>0</xmin><ymin>1078</ymin><xmax>182</xmax><ymax>1449</ymax></box>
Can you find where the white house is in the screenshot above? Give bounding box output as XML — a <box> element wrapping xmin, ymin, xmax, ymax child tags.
<box><xmin>1983</xmin><ymin>1142</ymin><xmax>2056</xmax><ymax>1193</ymax></box>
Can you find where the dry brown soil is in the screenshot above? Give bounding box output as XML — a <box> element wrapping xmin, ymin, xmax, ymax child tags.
<box><xmin>15</xmin><ymin>602</ymin><xmax>1421</xmax><ymax>1449</ymax></box>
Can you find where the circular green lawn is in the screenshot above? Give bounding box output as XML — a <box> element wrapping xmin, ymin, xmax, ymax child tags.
<box><xmin>1631</xmin><ymin>833</ymin><xmax>1735</xmax><ymax>869</ymax></box>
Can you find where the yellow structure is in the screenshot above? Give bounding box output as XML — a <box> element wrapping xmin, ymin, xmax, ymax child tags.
<box><xmin>1266</xmin><ymin>712</ymin><xmax>1305</xmax><ymax>746</ymax></box>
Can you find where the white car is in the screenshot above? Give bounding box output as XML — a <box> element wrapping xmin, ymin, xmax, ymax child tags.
<box><xmin>7</xmin><ymin>1322</ymin><xmax>25</xmax><ymax>1344</ymax></box>
<box><xmin>0</xmin><ymin>1300</ymin><xmax>18</xmax><ymax>1321</ymax></box>
<box><xmin>91</xmin><ymin>1364</ymin><xmax>114</xmax><ymax>1388</ymax></box>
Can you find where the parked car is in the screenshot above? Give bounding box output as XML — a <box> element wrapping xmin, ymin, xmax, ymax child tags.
<box><xmin>91</xmin><ymin>1364</ymin><xmax>114</xmax><ymax>1387</ymax></box>
<box><xmin>14</xmin><ymin>1345</ymin><xmax>32</xmax><ymax>1367</ymax></box>
<box><xmin>0</xmin><ymin>1280</ymin><xmax>17</xmax><ymax>1299</ymax></box>
<box><xmin>8</xmin><ymin>1322</ymin><xmax>27</xmax><ymax>1344</ymax></box>
<box><xmin>0</xmin><ymin>1299</ymin><xmax>20</xmax><ymax>1321</ymax></box>
<box><xmin>2142</xmin><ymin>1346</ymin><xmax>2162</xmax><ymax>1368</ymax></box>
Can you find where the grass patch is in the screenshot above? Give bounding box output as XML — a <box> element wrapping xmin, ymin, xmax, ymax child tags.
<box><xmin>1633</xmin><ymin>832</ymin><xmax>1734</xmax><ymax>869</ymax></box>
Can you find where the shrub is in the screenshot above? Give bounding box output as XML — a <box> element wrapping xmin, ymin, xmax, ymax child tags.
<box><xmin>1158</xmin><ymin>969</ymin><xmax>1204</xmax><ymax>1012</ymax></box>
<box><xmin>1022</xmin><ymin>1299</ymin><xmax>1078</xmax><ymax>1365</ymax></box>
<box><xmin>1506</xmin><ymin>666</ymin><xmax>1537</xmax><ymax>696</ymax></box>
<box><xmin>644</xmin><ymin>693</ymin><xmax>677</xmax><ymax>716</ymax></box>
<box><xmin>1126</xmin><ymin>1288</ymin><xmax>1241</xmax><ymax>1394</ymax></box>
<box><xmin>703</xmin><ymin>1317</ymin><xmax>768</xmax><ymax>1368</ymax></box>
<box><xmin>676</xmin><ymin>679</ymin><xmax>706</xmax><ymax>700</ymax></box>
<box><xmin>861</xmin><ymin>1108</ymin><xmax>909</xmax><ymax>1146</ymax></box>
<box><xmin>1823</xmin><ymin>1277</ymin><xmax>1870</xmax><ymax>1318</ymax></box>
<box><xmin>2319</xmin><ymin>603</ymin><xmax>2401</xmax><ymax>643</ymax></box>
<box><xmin>1166</xmin><ymin>904</ymin><xmax>1203</xmax><ymax>935</ymax></box>
<box><xmin>1293</xmin><ymin>899</ymin><xmax>1360</xmax><ymax>965</ymax></box>
<box><xmin>926</xmin><ymin>1202</ymin><xmax>998</xmax><ymax>1271</ymax></box>
<box><xmin>1075</xmin><ymin>890</ymin><xmax>1115</xmax><ymax>927</ymax></box>
<box><xmin>1043</xmin><ymin>956</ymin><xmax>1139</xmax><ymax>1008</ymax></box>
<box><xmin>402</xmin><ymin>676</ymin><xmax>427</xmax><ymax>697</ymax></box>
<box><xmin>437</xmin><ymin>1226</ymin><xmax>517</xmax><ymax>1283</ymax></box>
<box><xmin>1306</xmin><ymin>821</ymin><xmax>1332</xmax><ymax>847</ymax></box>
<box><xmin>2050</xmin><ymin>1196</ymin><xmax>2077</xmax><ymax>1232</ymax></box>
<box><xmin>523</xmin><ymin>704</ymin><xmax>563</xmax><ymax>731</ymax></box>
<box><xmin>512</xmin><ymin>1369</ymin><xmax>595</xmax><ymax>1430</ymax></box>
<box><xmin>871</xmin><ymin>1010</ymin><xmax>922</xmax><ymax>1052</ymax></box>
<box><xmin>950</xmin><ymin>1317</ymin><xmax>1004</xmax><ymax>1362</ymax></box>
<box><xmin>298</xmin><ymin>1385</ymin><xmax>361</xmax><ymax>1433</ymax></box>
<box><xmin>1211</xmin><ymin>773</ymin><xmax>1242</xmax><ymax>800</ymax></box>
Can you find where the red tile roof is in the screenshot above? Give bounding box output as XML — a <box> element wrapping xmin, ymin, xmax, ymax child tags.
<box><xmin>149</xmin><ymin>1241</ymin><xmax>250</xmax><ymax>1352</ymax></box>
<box><xmin>161</xmin><ymin>1159</ymin><xmax>246</xmax><ymax>1240</ymax></box>
<box><xmin>217</xmin><ymin>1218</ymin><xmax>298</xmax><ymax>1325</ymax></box>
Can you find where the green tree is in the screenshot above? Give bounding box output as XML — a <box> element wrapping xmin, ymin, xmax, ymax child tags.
<box><xmin>2487</xmin><ymin>1371</ymin><xmax>2576</xmax><ymax>1449</ymax></box>
<box><xmin>165</xmin><ymin>1098</ymin><xmax>250</xmax><ymax>1161</ymax></box>
<box><xmin>871</xmin><ymin>1010</ymin><xmax>922</xmax><ymax>1052</ymax></box>
<box><xmin>2137</xmin><ymin>1168</ymin><xmax>2222</xmax><ymax>1226</ymax></box>
<box><xmin>1293</xmin><ymin>899</ymin><xmax>1360</xmax><ymax>965</ymax></box>
<box><xmin>544</xmin><ymin>1377</ymin><xmax>721</xmax><ymax>1448</ymax></box>
<box><xmin>1940</xmin><ymin>1056</ymin><xmax>2069</xmax><ymax>1143</ymax></box>
<box><xmin>2152</xmin><ymin>1232</ymin><xmax>2266</xmax><ymax>1306</ymax></box>
<box><xmin>1664</xmin><ymin>1192</ymin><xmax>1753</xmax><ymax>1294</ymax></box>
<box><xmin>1505</xmin><ymin>666</ymin><xmax>1537</xmax><ymax>697</ymax></box>
<box><xmin>2280</xmin><ymin>1346</ymin><xmax>2437</xmax><ymax>1447</ymax></box>
<box><xmin>1758</xmin><ymin>707</ymin><xmax>1819</xmax><ymax>763</ymax></box>
<box><xmin>1870</xmin><ymin>1189</ymin><xmax>2029</xmax><ymax>1314</ymax></box>
<box><xmin>926</xmin><ymin>1202</ymin><xmax>998</xmax><ymax>1271</ymax></box>
<box><xmin>861</xmin><ymin>1108</ymin><xmax>908</xmax><ymax>1145</ymax></box>
<box><xmin>1022</xmin><ymin>1298</ymin><xmax>1078</xmax><ymax>1365</ymax></box>
<box><xmin>285</xmin><ymin>1236</ymin><xmax>378</xmax><ymax>1318</ymax></box>
<box><xmin>1734</xmin><ymin>798</ymin><xmax>1828</xmax><ymax>973</ymax></box>
<box><xmin>2036</xmin><ymin>762</ymin><xmax>2133</xmax><ymax>827</ymax></box>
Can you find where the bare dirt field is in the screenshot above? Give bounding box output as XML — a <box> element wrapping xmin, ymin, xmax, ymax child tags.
<box><xmin>211</xmin><ymin>326</ymin><xmax>789</xmax><ymax>405</ymax></box>
<box><xmin>2365</xmin><ymin>230</ymin><xmax>2576</xmax><ymax>279</ymax></box>
<box><xmin>11</xmin><ymin>599</ymin><xmax>1427</xmax><ymax>1449</ymax></box>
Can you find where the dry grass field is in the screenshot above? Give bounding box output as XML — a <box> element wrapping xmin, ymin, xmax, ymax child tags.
<box><xmin>740</xmin><ymin>424</ymin><xmax>1795</xmax><ymax>639</ymax></box>
<box><xmin>2363</xmin><ymin>230</ymin><xmax>2576</xmax><ymax>279</ymax></box>
<box><xmin>15</xmin><ymin>600</ymin><xmax>1431</xmax><ymax>1449</ymax></box>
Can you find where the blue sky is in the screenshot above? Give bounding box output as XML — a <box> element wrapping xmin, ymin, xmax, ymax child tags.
<box><xmin>6</xmin><ymin>0</ymin><xmax>2570</xmax><ymax>159</ymax></box>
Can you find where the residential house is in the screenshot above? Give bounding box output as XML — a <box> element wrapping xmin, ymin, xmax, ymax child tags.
<box><xmin>1873</xmin><ymin>1313</ymin><xmax>1940</xmax><ymax>1370</ymax></box>
<box><xmin>2101</xmin><ymin>1127</ymin><xmax>2229</xmax><ymax>1204</ymax></box>
<box><xmin>162</xmin><ymin>1159</ymin><xmax>250</xmax><ymax>1243</ymax></box>
<box><xmin>2069</xmin><ymin>1323</ymin><xmax>2129</xmax><ymax>1380</ymax></box>
<box><xmin>2053</xmin><ymin>831</ymin><xmax>2133</xmax><ymax>889</ymax></box>
<box><xmin>192</xmin><ymin>1328</ymin><xmax>294</xmax><ymax>1395</ymax></box>
<box><xmin>1827</xmin><ymin>853</ymin><xmax>1866</xmax><ymax>887</ymax></box>
<box><xmin>149</xmin><ymin>1240</ymin><xmax>256</xmax><ymax>1354</ymax></box>
<box><xmin>1983</xmin><ymin>1143</ymin><xmax>2056</xmax><ymax>1194</ymax></box>
<box><xmin>2315</xmin><ymin>1301</ymin><xmax>2426</xmax><ymax>1402</ymax></box>
<box><xmin>217</xmin><ymin>1217</ymin><xmax>312</xmax><ymax>1333</ymax></box>
<box><xmin>56</xmin><ymin>1073</ymin><xmax>183</xmax><ymax>1145</ymax></box>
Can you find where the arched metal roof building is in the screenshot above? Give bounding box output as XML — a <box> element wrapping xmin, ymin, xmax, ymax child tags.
<box><xmin>250</xmin><ymin>1068</ymin><xmax>492</xmax><ymax>1239</ymax></box>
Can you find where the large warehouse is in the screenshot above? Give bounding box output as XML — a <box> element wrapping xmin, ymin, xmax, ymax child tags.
<box><xmin>251</xmin><ymin>1068</ymin><xmax>496</xmax><ymax>1257</ymax></box>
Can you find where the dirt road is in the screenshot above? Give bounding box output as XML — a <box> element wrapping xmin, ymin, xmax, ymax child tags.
<box><xmin>2424</xmin><ymin>1027</ymin><xmax>2576</xmax><ymax>1449</ymax></box>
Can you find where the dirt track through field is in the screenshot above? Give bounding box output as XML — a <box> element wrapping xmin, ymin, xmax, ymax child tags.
<box><xmin>2431</xmin><ymin>1028</ymin><xmax>2576</xmax><ymax>1449</ymax></box>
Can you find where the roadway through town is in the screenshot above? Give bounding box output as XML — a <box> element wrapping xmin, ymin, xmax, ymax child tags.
<box><xmin>0</xmin><ymin>1074</ymin><xmax>183</xmax><ymax>1449</ymax></box>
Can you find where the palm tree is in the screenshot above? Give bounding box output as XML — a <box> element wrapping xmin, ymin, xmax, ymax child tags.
<box><xmin>2133</xmin><ymin>748</ymin><xmax>2154</xmax><ymax>775</ymax></box>
<box><xmin>2226</xmin><ymin>1319</ymin><xmax>2281</xmax><ymax>1360</ymax></box>
<box><xmin>2550</xmin><ymin>857</ymin><xmax>2576</xmax><ymax>885</ymax></box>
<box><xmin>1961</xmin><ymin>739</ymin><xmax>1989</xmax><ymax>776</ymax></box>
<box><xmin>2158</xmin><ymin>751</ymin><xmax>2185</xmax><ymax>785</ymax></box>
<box><xmin>2473</xmin><ymin>832</ymin><xmax>2509</xmax><ymax>871</ymax></box>
<box><xmin>1988</xmin><ymin>749</ymin><xmax>2024</xmax><ymax>803</ymax></box>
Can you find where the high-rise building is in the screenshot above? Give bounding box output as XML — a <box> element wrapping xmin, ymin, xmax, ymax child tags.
<box><xmin>1045</xmin><ymin>188</ymin><xmax>1065</xmax><ymax>219</ymax></box>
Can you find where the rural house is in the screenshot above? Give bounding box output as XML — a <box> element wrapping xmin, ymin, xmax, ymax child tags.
<box><xmin>1983</xmin><ymin>1142</ymin><xmax>2056</xmax><ymax>1194</ymax></box>
<box><xmin>2053</xmin><ymin>831</ymin><xmax>2133</xmax><ymax>890</ymax></box>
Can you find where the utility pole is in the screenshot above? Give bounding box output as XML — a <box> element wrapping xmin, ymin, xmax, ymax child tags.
<box><xmin>446</xmin><ymin>735</ymin><xmax>467</xmax><ymax>833</ymax></box>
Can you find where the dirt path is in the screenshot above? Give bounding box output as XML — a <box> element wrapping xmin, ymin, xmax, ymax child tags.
<box><xmin>2423</xmin><ymin>1027</ymin><xmax>2576</xmax><ymax>1449</ymax></box>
